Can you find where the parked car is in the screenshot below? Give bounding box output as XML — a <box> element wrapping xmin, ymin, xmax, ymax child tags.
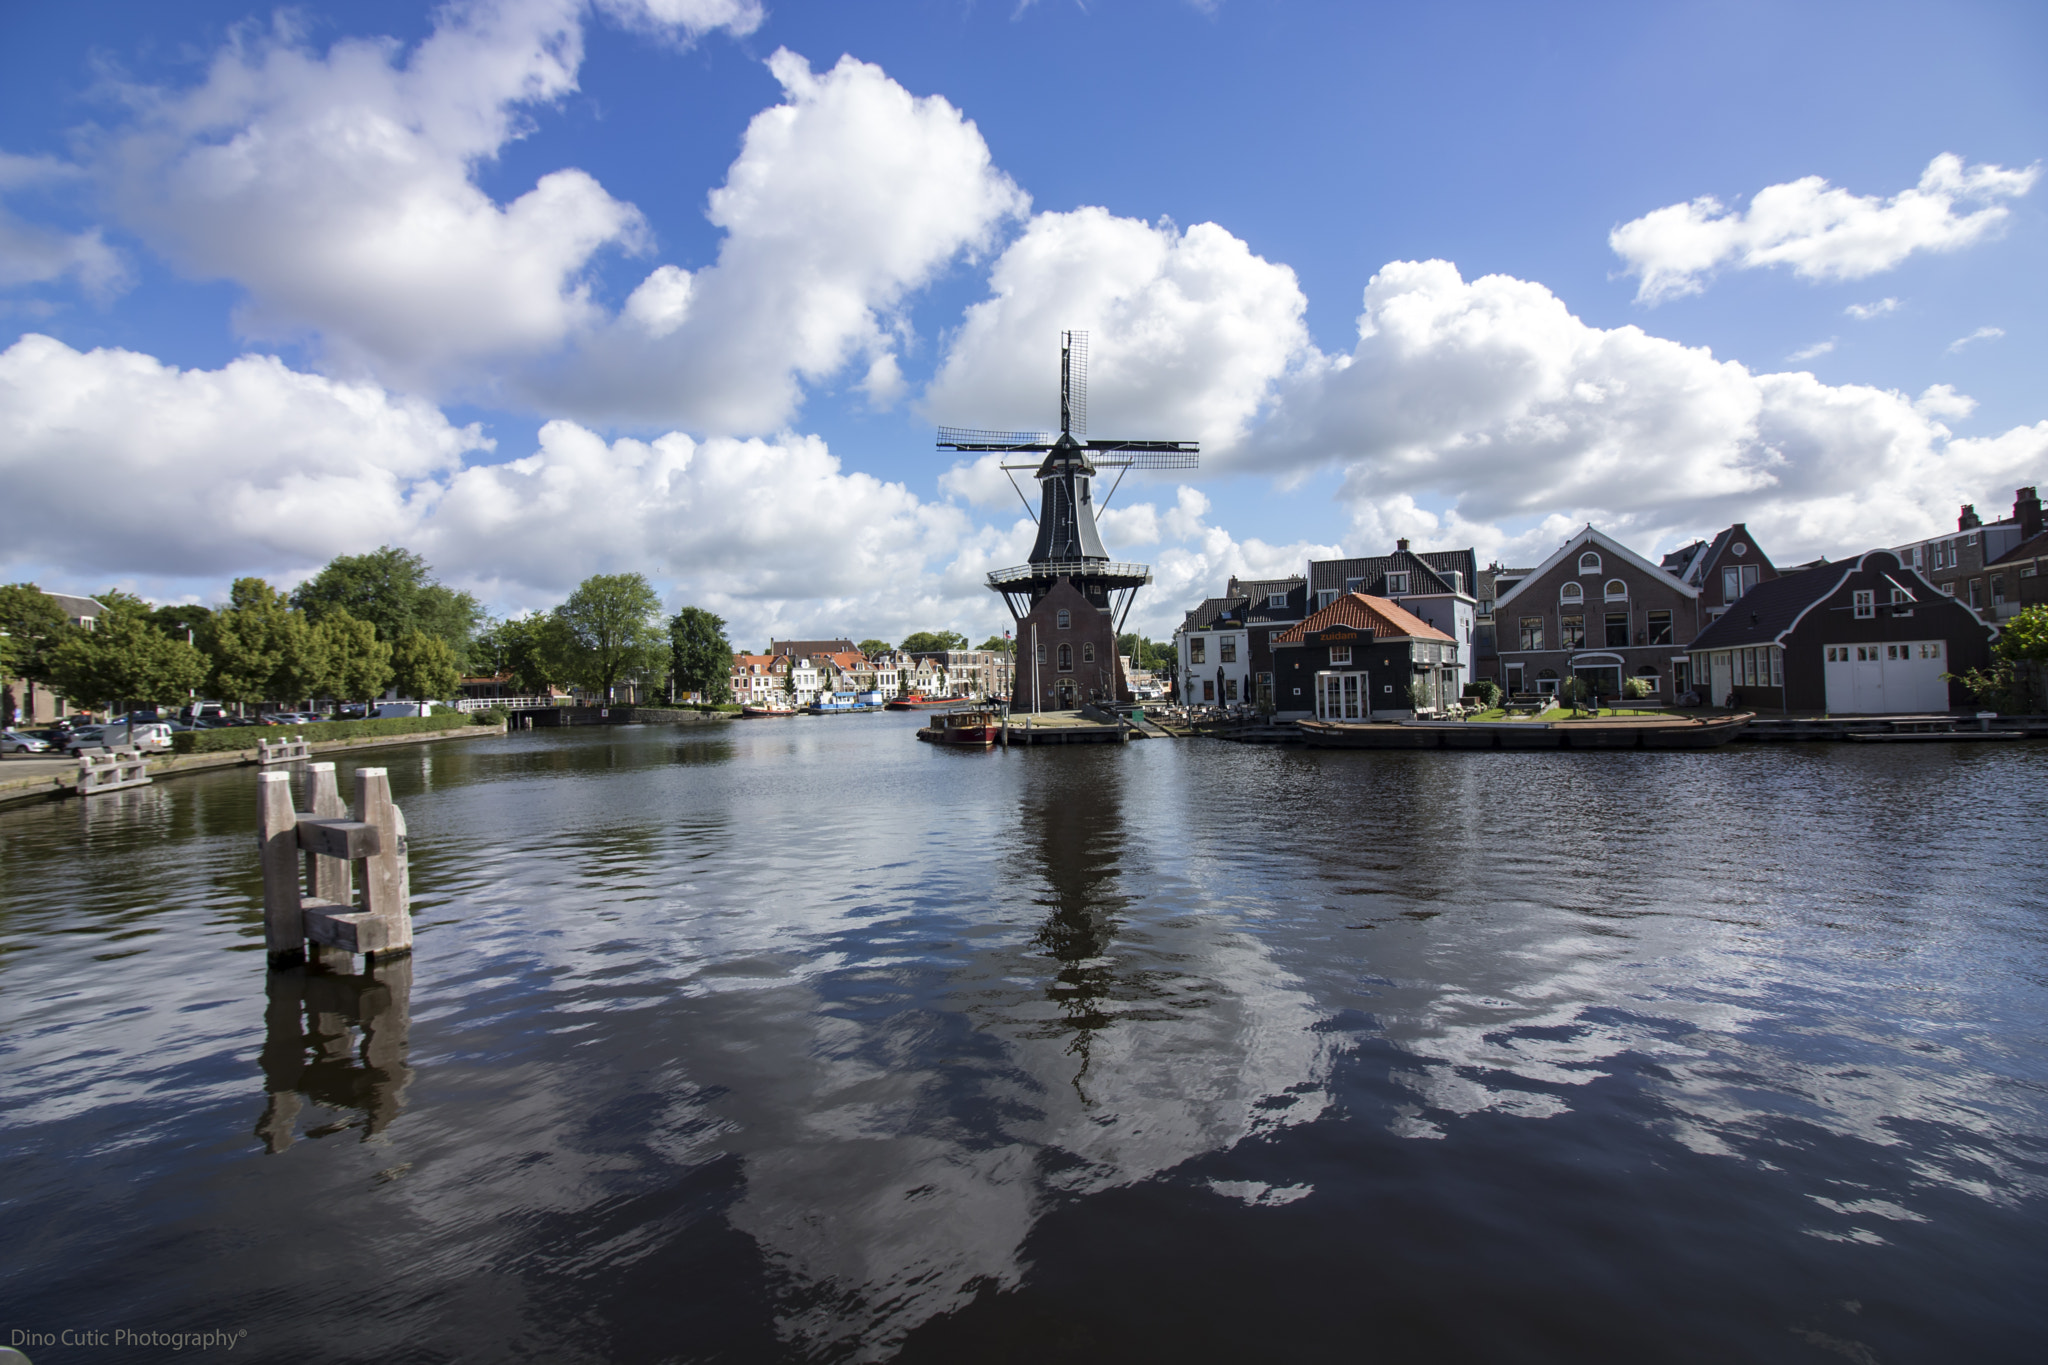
<box><xmin>1</xmin><ymin>728</ymin><xmax>51</xmax><ymax>755</ymax></box>
<box><xmin>96</xmin><ymin>720</ymin><xmax>174</xmax><ymax>753</ymax></box>
<box><xmin>59</xmin><ymin>727</ymin><xmax>107</xmax><ymax>753</ymax></box>
<box><xmin>336</xmin><ymin>703</ymin><xmax>369</xmax><ymax>720</ymax></box>
<box><xmin>374</xmin><ymin>701</ymin><xmax>433</xmax><ymax>718</ymax></box>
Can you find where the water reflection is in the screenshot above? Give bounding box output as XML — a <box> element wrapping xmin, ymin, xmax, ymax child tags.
<box><xmin>255</xmin><ymin>956</ymin><xmax>414</xmax><ymax>1152</ymax></box>
<box><xmin>728</xmin><ymin>751</ymin><xmax>1333</xmax><ymax>1357</ymax></box>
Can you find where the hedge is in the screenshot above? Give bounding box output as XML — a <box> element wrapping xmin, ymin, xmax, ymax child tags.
<box><xmin>170</xmin><ymin>712</ymin><xmax>491</xmax><ymax>755</ymax></box>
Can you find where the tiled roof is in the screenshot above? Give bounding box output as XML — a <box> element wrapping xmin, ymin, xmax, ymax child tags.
<box><xmin>1181</xmin><ymin>595</ymin><xmax>1248</xmax><ymax>632</ymax></box>
<box><xmin>1309</xmin><ymin>547</ymin><xmax>1477</xmax><ymax>596</ymax></box>
<box><xmin>1227</xmin><ymin>575</ymin><xmax>1304</xmax><ymax>600</ymax></box>
<box><xmin>1687</xmin><ymin>567</ymin><xmax>1834</xmax><ymax>649</ymax></box>
<box><xmin>1272</xmin><ymin>592</ymin><xmax>1455</xmax><ymax>644</ymax></box>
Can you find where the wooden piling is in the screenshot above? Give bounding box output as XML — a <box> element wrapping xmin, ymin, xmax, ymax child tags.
<box><xmin>257</xmin><ymin>772</ymin><xmax>304</xmax><ymax>967</ymax></box>
<box><xmin>302</xmin><ymin>762</ymin><xmax>352</xmax><ymax>910</ymax></box>
<box><xmin>354</xmin><ymin>767</ymin><xmax>413</xmax><ymax>957</ymax></box>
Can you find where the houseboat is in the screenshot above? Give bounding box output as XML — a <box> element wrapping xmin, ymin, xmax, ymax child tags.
<box><xmin>915</xmin><ymin>708</ymin><xmax>1003</xmax><ymax>747</ymax></box>
<box><xmin>1295</xmin><ymin>713</ymin><xmax>1753</xmax><ymax>750</ymax></box>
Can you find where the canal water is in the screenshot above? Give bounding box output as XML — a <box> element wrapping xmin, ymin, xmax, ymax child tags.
<box><xmin>2</xmin><ymin>717</ymin><xmax>2044</xmax><ymax>1363</ymax></box>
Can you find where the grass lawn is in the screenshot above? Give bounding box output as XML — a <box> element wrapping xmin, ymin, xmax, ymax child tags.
<box><xmin>1555</xmin><ymin>706</ymin><xmax>1669</xmax><ymax>720</ymax></box>
<box><xmin>1463</xmin><ymin>705</ymin><xmax>1670</xmax><ymax>722</ymax></box>
<box><xmin>1465</xmin><ymin>706</ymin><xmax>1562</xmax><ymax>722</ymax></box>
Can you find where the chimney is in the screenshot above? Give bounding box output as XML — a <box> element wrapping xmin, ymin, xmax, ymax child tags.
<box><xmin>2017</xmin><ymin>486</ymin><xmax>2043</xmax><ymax>542</ymax></box>
<box><xmin>1396</xmin><ymin>538</ymin><xmax>1410</xmax><ymax>552</ymax></box>
<box><xmin>1959</xmin><ymin>503</ymin><xmax>1982</xmax><ymax>531</ymax></box>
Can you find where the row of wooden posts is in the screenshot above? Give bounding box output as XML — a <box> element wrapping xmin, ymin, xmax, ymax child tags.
<box><xmin>257</xmin><ymin>762</ymin><xmax>413</xmax><ymax>968</ymax></box>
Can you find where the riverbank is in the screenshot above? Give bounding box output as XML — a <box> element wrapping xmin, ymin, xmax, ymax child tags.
<box><xmin>0</xmin><ymin>721</ymin><xmax>508</xmax><ymax>808</ymax></box>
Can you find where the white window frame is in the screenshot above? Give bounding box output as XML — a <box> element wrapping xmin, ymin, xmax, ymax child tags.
<box><xmin>1268</xmin><ymin>592</ymin><xmax>1287</xmax><ymax>609</ymax></box>
<box><xmin>1328</xmin><ymin>645</ymin><xmax>1353</xmax><ymax>665</ymax></box>
<box><xmin>1604</xmin><ymin>579</ymin><xmax>1629</xmax><ymax>602</ymax></box>
<box><xmin>1386</xmin><ymin>571</ymin><xmax>1409</xmax><ymax>594</ymax></box>
<box><xmin>1317</xmin><ymin>589</ymin><xmax>1338</xmax><ymax>610</ymax></box>
<box><xmin>1578</xmin><ymin>552</ymin><xmax>1601</xmax><ymax>575</ymax></box>
<box><xmin>1559</xmin><ymin>582</ymin><xmax>1583</xmax><ymax>603</ymax></box>
<box><xmin>1852</xmin><ymin>589</ymin><xmax>1875</xmax><ymax>619</ymax></box>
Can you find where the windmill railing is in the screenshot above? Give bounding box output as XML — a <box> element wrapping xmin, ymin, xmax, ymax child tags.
<box><xmin>987</xmin><ymin>561</ymin><xmax>1153</xmax><ymax>587</ymax></box>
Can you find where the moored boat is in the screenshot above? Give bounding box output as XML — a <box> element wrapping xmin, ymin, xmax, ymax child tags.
<box><xmin>740</xmin><ymin>703</ymin><xmax>799</xmax><ymax>718</ymax></box>
<box><xmin>915</xmin><ymin>708</ymin><xmax>1002</xmax><ymax>747</ymax></box>
<box><xmin>885</xmin><ymin>694</ymin><xmax>958</xmax><ymax>711</ymax></box>
<box><xmin>1297</xmin><ymin>713</ymin><xmax>1754</xmax><ymax>750</ymax></box>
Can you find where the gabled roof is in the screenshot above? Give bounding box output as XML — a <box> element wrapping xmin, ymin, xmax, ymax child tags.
<box><xmin>1309</xmin><ymin>546</ymin><xmax>1477</xmax><ymax>597</ymax></box>
<box><xmin>1181</xmin><ymin>595</ymin><xmax>1249</xmax><ymax>632</ymax></box>
<box><xmin>1494</xmin><ymin>525</ymin><xmax>1700</xmax><ymax>611</ymax></box>
<box><xmin>1272</xmin><ymin>593</ymin><xmax>1455</xmax><ymax>645</ymax></box>
<box><xmin>1228</xmin><ymin>574</ymin><xmax>1304</xmax><ymax>600</ymax></box>
<box><xmin>1688</xmin><ymin>549</ymin><xmax>1985</xmax><ymax>650</ymax></box>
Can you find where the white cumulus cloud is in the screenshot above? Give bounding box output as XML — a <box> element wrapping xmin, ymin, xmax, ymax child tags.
<box><xmin>538</xmin><ymin>49</ymin><xmax>1030</xmax><ymax>432</ymax></box>
<box><xmin>925</xmin><ymin>207</ymin><xmax>1312</xmax><ymax>451</ymax></box>
<box><xmin>95</xmin><ymin>0</ymin><xmax>756</xmax><ymax>392</ymax></box>
<box><xmin>1246</xmin><ymin>259</ymin><xmax>2048</xmax><ymax>564</ymax></box>
<box><xmin>1845</xmin><ymin>297</ymin><xmax>1900</xmax><ymax>321</ymax></box>
<box><xmin>0</xmin><ymin>334</ymin><xmax>485</xmax><ymax>579</ymax></box>
<box><xmin>1611</xmin><ymin>154</ymin><xmax>2039</xmax><ymax>304</ymax></box>
<box><xmin>1947</xmin><ymin>326</ymin><xmax>2005</xmax><ymax>354</ymax></box>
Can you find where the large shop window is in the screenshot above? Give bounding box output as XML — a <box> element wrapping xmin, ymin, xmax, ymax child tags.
<box><xmin>1316</xmin><ymin>671</ymin><xmax>1368</xmax><ymax>720</ymax></box>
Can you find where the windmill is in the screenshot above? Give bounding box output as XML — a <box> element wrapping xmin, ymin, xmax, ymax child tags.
<box><xmin>939</xmin><ymin>332</ymin><xmax>1199</xmax><ymax>709</ymax></box>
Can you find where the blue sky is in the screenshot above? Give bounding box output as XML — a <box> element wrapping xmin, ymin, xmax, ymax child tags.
<box><xmin>2</xmin><ymin>0</ymin><xmax>2043</xmax><ymax>644</ymax></box>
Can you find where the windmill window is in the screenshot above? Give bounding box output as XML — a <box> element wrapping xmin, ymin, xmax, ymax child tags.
<box><xmin>1082</xmin><ymin>643</ymin><xmax>1095</xmax><ymax>663</ymax></box>
<box><xmin>1036</xmin><ymin>644</ymin><xmax>1045</xmax><ymax>663</ymax></box>
<box><xmin>1560</xmin><ymin>582</ymin><xmax>1583</xmax><ymax>603</ymax></box>
<box><xmin>1578</xmin><ymin>552</ymin><xmax>1601</xmax><ymax>575</ymax></box>
<box><xmin>1056</xmin><ymin>609</ymin><xmax>1071</xmax><ymax>629</ymax></box>
<box><xmin>1057</xmin><ymin>644</ymin><xmax>1073</xmax><ymax>672</ymax></box>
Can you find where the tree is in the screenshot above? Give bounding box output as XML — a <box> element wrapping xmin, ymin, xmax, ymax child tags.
<box><xmin>148</xmin><ymin>602</ymin><xmax>213</xmax><ymax>649</ymax></box>
<box><xmin>553</xmin><ymin>573</ymin><xmax>667</xmax><ymax>700</ymax></box>
<box><xmin>669</xmin><ymin>606</ymin><xmax>733</xmax><ymax>703</ymax></box>
<box><xmin>292</xmin><ymin>545</ymin><xmax>481</xmax><ymax>660</ymax></box>
<box><xmin>976</xmin><ymin>634</ymin><xmax>1012</xmax><ymax>653</ymax></box>
<box><xmin>205</xmin><ymin>579</ymin><xmax>326</xmax><ymax>707</ymax></box>
<box><xmin>0</xmin><ymin>583</ymin><xmax>76</xmax><ymax>687</ymax></box>
<box><xmin>389</xmin><ymin>629</ymin><xmax>461</xmax><ymax>702</ymax></box>
<box><xmin>900</xmin><ymin>630</ymin><xmax>968</xmax><ymax>654</ymax></box>
<box><xmin>317</xmin><ymin>610</ymin><xmax>394</xmax><ymax>704</ymax></box>
<box><xmin>858</xmin><ymin>638</ymin><xmax>892</xmax><ymax>658</ymax></box>
<box><xmin>1117</xmin><ymin>632</ymin><xmax>1172</xmax><ymax>670</ymax></box>
<box><xmin>1951</xmin><ymin>603</ymin><xmax>2048</xmax><ymax>711</ymax></box>
<box><xmin>48</xmin><ymin>597</ymin><xmax>207</xmax><ymax>712</ymax></box>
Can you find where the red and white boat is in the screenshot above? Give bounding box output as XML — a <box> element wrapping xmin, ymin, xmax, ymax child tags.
<box><xmin>886</xmin><ymin>694</ymin><xmax>958</xmax><ymax>711</ymax></box>
<box><xmin>740</xmin><ymin>703</ymin><xmax>799</xmax><ymax>718</ymax></box>
<box><xmin>915</xmin><ymin>708</ymin><xmax>1002</xmax><ymax>747</ymax></box>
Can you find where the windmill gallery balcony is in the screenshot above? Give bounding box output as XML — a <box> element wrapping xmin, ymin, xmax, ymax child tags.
<box><xmin>985</xmin><ymin>561</ymin><xmax>1153</xmax><ymax>589</ymax></box>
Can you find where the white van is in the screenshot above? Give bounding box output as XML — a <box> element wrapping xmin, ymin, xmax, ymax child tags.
<box><xmin>374</xmin><ymin>701</ymin><xmax>434</xmax><ymax>718</ymax></box>
<box><xmin>96</xmin><ymin>721</ymin><xmax>174</xmax><ymax>753</ymax></box>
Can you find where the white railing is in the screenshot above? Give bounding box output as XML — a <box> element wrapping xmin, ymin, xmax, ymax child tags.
<box><xmin>987</xmin><ymin>560</ymin><xmax>1152</xmax><ymax>586</ymax></box>
<box><xmin>455</xmin><ymin>696</ymin><xmax>563</xmax><ymax>713</ymax></box>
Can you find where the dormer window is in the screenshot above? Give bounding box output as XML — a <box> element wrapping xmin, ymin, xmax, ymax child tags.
<box><xmin>1604</xmin><ymin>579</ymin><xmax>1628</xmax><ymax>602</ymax></box>
<box><xmin>1386</xmin><ymin>572</ymin><xmax>1409</xmax><ymax>594</ymax></box>
<box><xmin>1268</xmin><ymin>593</ymin><xmax>1286</xmax><ymax>609</ymax></box>
<box><xmin>1317</xmin><ymin>589</ymin><xmax>1338</xmax><ymax>610</ymax></box>
<box><xmin>1560</xmin><ymin>582</ymin><xmax>1583</xmax><ymax>603</ymax></box>
<box><xmin>1578</xmin><ymin>552</ymin><xmax>1601</xmax><ymax>575</ymax></box>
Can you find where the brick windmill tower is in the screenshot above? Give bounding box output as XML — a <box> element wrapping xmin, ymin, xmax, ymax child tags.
<box><xmin>940</xmin><ymin>332</ymin><xmax>1199</xmax><ymax>712</ymax></box>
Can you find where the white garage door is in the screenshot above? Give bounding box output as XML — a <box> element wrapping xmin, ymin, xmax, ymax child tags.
<box><xmin>1822</xmin><ymin>642</ymin><xmax>1949</xmax><ymax>714</ymax></box>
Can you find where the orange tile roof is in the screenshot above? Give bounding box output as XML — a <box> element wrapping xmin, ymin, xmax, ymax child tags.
<box><xmin>1272</xmin><ymin>592</ymin><xmax>1454</xmax><ymax>644</ymax></box>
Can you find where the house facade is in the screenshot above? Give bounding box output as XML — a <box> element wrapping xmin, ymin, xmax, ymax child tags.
<box><xmin>1174</xmin><ymin>594</ymin><xmax>1252</xmax><ymax>706</ymax></box>
<box><xmin>1660</xmin><ymin>522</ymin><xmax>1780</xmax><ymax>625</ymax></box>
<box><xmin>1308</xmin><ymin>543</ymin><xmax>1477</xmax><ymax>690</ymax></box>
<box><xmin>1986</xmin><ymin>529</ymin><xmax>2048</xmax><ymax>619</ymax></box>
<box><xmin>1270</xmin><ymin>593</ymin><xmax>1459</xmax><ymax>721</ymax></box>
<box><xmin>1890</xmin><ymin>487</ymin><xmax>2042</xmax><ymax>623</ymax></box>
<box><xmin>1012</xmin><ymin>577</ymin><xmax>1125</xmax><ymax>711</ymax></box>
<box><xmin>1225</xmin><ymin>574</ymin><xmax>1308</xmax><ymax>710</ymax></box>
<box><xmin>1688</xmin><ymin>549</ymin><xmax>1995</xmax><ymax>713</ymax></box>
<box><xmin>1491</xmin><ymin>526</ymin><xmax>1701</xmax><ymax>700</ymax></box>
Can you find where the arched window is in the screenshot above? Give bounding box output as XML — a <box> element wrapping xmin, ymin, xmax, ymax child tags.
<box><xmin>1055</xmin><ymin>609</ymin><xmax>1071</xmax><ymax>629</ymax></box>
<box><xmin>1559</xmin><ymin>582</ymin><xmax>1583</xmax><ymax>603</ymax></box>
<box><xmin>1082</xmin><ymin>643</ymin><xmax>1095</xmax><ymax>662</ymax></box>
<box><xmin>1057</xmin><ymin>643</ymin><xmax>1073</xmax><ymax>672</ymax></box>
<box><xmin>1578</xmin><ymin>552</ymin><xmax>1601</xmax><ymax>575</ymax></box>
<box><xmin>1604</xmin><ymin>579</ymin><xmax>1628</xmax><ymax>601</ymax></box>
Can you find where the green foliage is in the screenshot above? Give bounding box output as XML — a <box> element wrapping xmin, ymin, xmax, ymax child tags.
<box><xmin>1623</xmin><ymin>676</ymin><xmax>1655</xmax><ymax>699</ymax></box>
<box><xmin>291</xmin><ymin>545</ymin><xmax>481</xmax><ymax>660</ymax></box>
<box><xmin>0</xmin><ymin>583</ymin><xmax>75</xmax><ymax>683</ymax></box>
<box><xmin>1557</xmin><ymin>676</ymin><xmax>1593</xmax><ymax>708</ymax></box>
<box><xmin>858</xmin><ymin>638</ymin><xmax>893</xmax><ymax>657</ymax></box>
<box><xmin>316</xmin><ymin>609</ymin><xmax>394</xmax><ymax>703</ymax></box>
<box><xmin>1465</xmin><ymin>679</ymin><xmax>1502</xmax><ymax>709</ymax></box>
<box><xmin>1117</xmin><ymin>632</ymin><xmax>1173</xmax><ymax>670</ymax></box>
<box><xmin>1996</xmin><ymin>604</ymin><xmax>2048</xmax><ymax>663</ymax></box>
<box><xmin>1406</xmin><ymin>678</ymin><xmax>1433</xmax><ymax>711</ymax></box>
<box><xmin>147</xmin><ymin>602</ymin><xmax>213</xmax><ymax>643</ymax></box>
<box><xmin>205</xmin><ymin>578</ymin><xmax>327</xmax><ymax>705</ymax></box>
<box><xmin>389</xmin><ymin>629</ymin><xmax>461</xmax><ymax>701</ymax></box>
<box><xmin>668</xmin><ymin>606</ymin><xmax>734</xmax><ymax>703</ymax></box>
<box><xmin>899</xmin><ymin>630</ymin><xmax>967</xmax><ymax>654</ymax></box>
<box><xmin>471</xmin><ymin>706</ymin><xmax>509</xmax><ymax>727</ymax></box>
<box><xmin>170</xmin><ymin>712</ymin><xmax>477</xmax><ymax>755</ymax></box>
<box><xmin>473</xmin><ymin>615</ymin><xmax>570</xmax><ymax>694</ymax></box>
<box><xmin>48</xmin><ymin>596</ymin><xmax>208</xmax><ymax>709</ymax></box>
<box><xmin>975</xmin><ymin>634</ymin><xmax>1012</xmax><ymax>653</ymax></box>
<box><xmin>554</xmin><ymin>573</ymin><xmax>667</xmax><ymax>697</ymax></box>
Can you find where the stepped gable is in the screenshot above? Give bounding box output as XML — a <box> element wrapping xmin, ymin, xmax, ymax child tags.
<box><xmin>1274</xmin><ymin>592</ymin><xmax>1455</xmax><ymax>644</ymax></box>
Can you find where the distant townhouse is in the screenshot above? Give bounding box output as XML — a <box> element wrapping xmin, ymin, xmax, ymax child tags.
<box><xmin>768</xmin><ymin>637</ymin><xmax>857</xmax><ymax>659</ymax></box>
<box><xmin>1270</xmin><ymin>593</ymin><xmax>1460</xmax><ymax>721</ymax></box>
<box><xmin>3</xmin><ymin>588</ymin><xmax>105</xmax><ymax>725</ymax></box>
<box><xmin>1226</xmin><ymin>574</ymin><xmax>1308</xmax><ymax>709</ymax></box>
<box><xmin>1308</xmin><ymin>543</ymin><xmax>1476</xmax><ymax>691</ymax></box>
<box><xmin>1986</xmin><ymin>527</ymin><xmax>2048</xmax><ymax>618</ymax></box>
<box><xmin>1688</xmin><ymin>549</ymin><xmax>1994</xmax><ymax>713</ymax></box>
<box><xmin>908</xmin><ymin>648</ymin><xmax>1014</xmax><ymax>699</ymax></box>
<box><xmin>1659</xmin><ymin>522</ymin><xmax>1781</xmax><ymax>624</ymax></box>
<box><xmin>1175</xmin><ymin>595</ymin><xmax>1252</xmax><ymax>705</ymax></box>
<box><xmin>1891</xmin><ymin>487</ymin><xmax>2042</xmax><ymax>622</ymax></box>
<box><xmin>729</xmin><ymin>654</ymin><xmax>787</xmax><ymax>704</ymax></box>
<box><xmin>1473</xmin><ymin>562</ymin><xmax>1524</xmax><ymax>685</ymax></box>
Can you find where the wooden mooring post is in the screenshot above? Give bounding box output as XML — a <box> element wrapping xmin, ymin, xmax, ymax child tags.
<box><xmin>77</xmin><ymin>746</ymin><xmax>152</xmax><ymax>795</ymax></box>
<box><xmin>258</xmin><ymin>764</ymin><xmax>412</xmax><ymax>969</ymax></box>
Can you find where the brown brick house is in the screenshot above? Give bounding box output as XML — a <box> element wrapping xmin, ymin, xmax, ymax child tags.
<box><xmin>1491</xmin><ymin>526</ymin><xmax>1704</xmax><ymax>701</ymax></box>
